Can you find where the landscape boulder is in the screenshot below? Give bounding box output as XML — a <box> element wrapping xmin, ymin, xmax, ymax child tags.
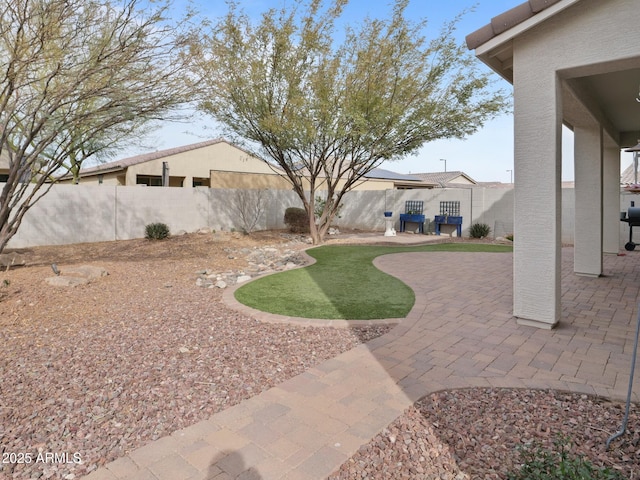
<box><xmin>45</xmin><ymin>265</ymin><xmax>109</xmax><ymax>287</ymax></box>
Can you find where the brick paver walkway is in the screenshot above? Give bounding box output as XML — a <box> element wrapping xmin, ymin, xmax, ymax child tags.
<box><xmin>84</xmin><ymin>243</ymin><xmax>640</xmax><ymax>480</ymax></box>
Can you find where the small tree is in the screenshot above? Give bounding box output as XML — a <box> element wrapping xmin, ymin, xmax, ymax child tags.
<box><xmin>0</xmin><ymin>0</ymin><xmax>194</xmax><ymax>253</ymax></box>
<box><xmin>191</xmin><ymin>0</ymin><xmax>509</xmax><ymax>244</ymax></box>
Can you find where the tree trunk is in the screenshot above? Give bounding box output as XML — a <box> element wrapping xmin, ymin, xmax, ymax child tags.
<box><xmin>308</xmin><ymin>219</ymin><xmax>322</xmax><ymax>245</ymax></box>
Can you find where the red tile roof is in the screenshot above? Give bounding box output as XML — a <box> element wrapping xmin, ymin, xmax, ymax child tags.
<box><xmin>466</xmin><ymin>0</ymin><xmax>563</xmax><ymax>50</ymax></box>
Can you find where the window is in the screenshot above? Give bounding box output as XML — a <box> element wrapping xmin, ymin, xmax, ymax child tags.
<box><xmin>136</xmin><ymin>175</ymin><xmax>162</xmax><ymax>186</ymax></box>
<box><xmin>193</xmin><ymin>177</ymin><xmax>210</xmax><ymax>187</ymax></box>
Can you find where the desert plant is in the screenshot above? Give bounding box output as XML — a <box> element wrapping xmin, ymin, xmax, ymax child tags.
<box><xmin>233</xmin><ymin>189</ymin><xmax>266</xmax><ymax>234</ymax></box>
<box><xmin>284</xmin><ymin>207</ymin><xmax>309</xmax><ymax>233</ymax></box>
<box><xmin>469</xmin><ymin>222</ymin><xmax>491</xmax><ymax>238</ymax></box>
<box><xmin>145</xmin><ymin>222</ymin><xmax>170</xmax><ymax>240</ymax></box>
<box><xmin>507</xmin><ymin>436</ymin><xmax>624</xmax><ymax>480</ymax></box>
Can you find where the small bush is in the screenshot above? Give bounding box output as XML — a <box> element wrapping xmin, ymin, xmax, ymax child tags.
<box><xmin>284</xmin><ymin>207</ymin><xmax>309</xmax><ymax>233</ymax></box>
<box><xmin>507</xmin><ymin>436</ymin><xmax>625</xmax><ymax>480</ymax></box>
<box><xmin>469</xmin><ymin>222</ymin><xmax>491</xmax><ymax>238</ymax></box>
<box><xmin>314</xmin><ymin>195</ymin><xmax>343</xmax><ymax>220</ymax></box>
<box><xmin>145</xmin><ymin>222</ymin><xmax>170</xmax><ymax>240</ymax></box>
<box><xmin>506</xmin><ymin>233</ymin><xmax>514</xmax><ymax>241</ymax></box>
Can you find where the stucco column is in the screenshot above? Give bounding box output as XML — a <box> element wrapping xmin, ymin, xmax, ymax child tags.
<box><xmin>573</xmin><ymin>124</ymin><xmax>603</xmax><ymax>276</ymax></box>
<box><xmin>512</xmin><ymin>68</ymin><xmax>562</xmax><ymax>329</ymax></box>
<box><xmin>603</xmin><ymin>137</ymin><xmax>621</xmax><ymax>255</ymax></box>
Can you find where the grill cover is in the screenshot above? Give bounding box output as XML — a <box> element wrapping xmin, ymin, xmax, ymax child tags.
<box><xmin>628</xmin><ymin>207</ymin><xmax>640</xmax><ymax>221</ymax></box>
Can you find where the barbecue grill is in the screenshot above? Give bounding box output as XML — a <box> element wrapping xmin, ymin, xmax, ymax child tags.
<box><xmin>621</xmin><ymin>205</ymin><xmax>640</xmax><ymax>250</ymax></box>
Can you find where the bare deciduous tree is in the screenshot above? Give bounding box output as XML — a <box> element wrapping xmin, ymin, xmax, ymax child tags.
<box><xmin>191</xmin><ymin>0</ymin><xmax>509</xmax><ymax>244</ymax></box>
<box><xmin>0</xmin><ymin>0</ymin><xmax>194</xmax><ymax>253</ymax></box>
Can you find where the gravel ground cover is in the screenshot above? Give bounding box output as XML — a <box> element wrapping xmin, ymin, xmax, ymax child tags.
<box><xmin>330</xmin><ymin>389</ymin><xmax>639</xmax><ymax>479</ymax></box>
<box><xmin>0</xmin><ymin>231</ymin><xmax>388</xmax><ymax>479</ymax></box>
<box><xmin>2</xmin><ymin>231</ymin><xmax>638</xmax><ymax>479</ymax></box>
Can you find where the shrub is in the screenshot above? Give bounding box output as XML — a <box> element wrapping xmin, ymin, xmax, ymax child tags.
<box><xmin>314</xmin><ymin>195</ymin><xmax>343</xmax><ymax>220</ymax></box>
<box><xmin>507</xmin><ymin>436</ymin><xmax>625</xmax><ymax>480</ymax></box>
<box><xmin>469</xmin><ymin>222</ymin><xmax>491</xmax><ymax>238</ymax></box>
<box><xmin>233</xmin><ymin>189</ymin><xmax>266</xmax><ymax>234</ymax></box>
<box><xmin>145</xmin><ymin>222</ymin><xmax>170</xmax><ymax>240</ymax></box>
<box><xmin>284</xmin><ymin>207</ymin><xmax>309</xmax><ymax>233</ymax></box>
<box><xmin>506</xmin><ymin>233</ymin><xmax>514</xmax><ymax>241</ymax></box>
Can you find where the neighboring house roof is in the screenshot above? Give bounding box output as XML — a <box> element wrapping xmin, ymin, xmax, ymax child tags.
<box><xmin>75</xmin><ymin>138</ymin><xmax>228</xmax><ymax>176</ymax></box>
<box><xmin>363</xmin><ymin>168</ymin><xmax>423</xmax><ymax>182</ymax></box>
<box><xmin>410</xmin><ymin>171</ymin><xmax>477</xmax><ymax>187</ymax></box>
<box><xmin>475</xmin><ymin>181</ymin><xmax>513</xmax><ymax>189</ymax></box>
<box><xmin>621</xmin><ymin>163</ymin><xmax>638</xmax><ymax>184</ymax></box>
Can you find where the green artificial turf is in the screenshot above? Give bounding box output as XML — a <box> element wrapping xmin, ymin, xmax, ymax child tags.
<box><xmin>234</xmin><ymin>243</ymin><xmax>512</xmax><ymax>320</ymax></box>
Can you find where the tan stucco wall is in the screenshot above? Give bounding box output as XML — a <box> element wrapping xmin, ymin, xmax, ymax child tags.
<box><xmin>124</xmin><ymin>142</ymin><xmax>276</xmax><ymax>188</ymax></box>
<box><xmin>66</xmin><ymin>140</ymin><xmax>418</xmax><ymax>191</ymax></box>
<box><xmin>0</xmin><ymin>150</ymin><xmax>10</xmax><ymax>177</ymax></box>
<box><xmin>211</xmin><ymin>171</ymin><xmax>293</xmax><ymax>190</ymax></box>
<box><xmin>73</xmin><ymin>171</ymin><xmax>124</xmax><ymax>186</ymax></box>
<box><xmin>210</xmin><ymin>170</ymin><xmax>397</xmax><ymax>191</ymax></box>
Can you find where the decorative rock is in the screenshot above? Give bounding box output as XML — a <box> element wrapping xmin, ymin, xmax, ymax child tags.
<box><xmin>63</xmin><ymin>265</ymin><xmax>108</xmax><ymax>281</ymax></box>
<box><xmin>45</xmin><ymin>276</ymin><xmax>89</xmax><ymax>287</ymax></box>
<box><xmin>195</xmin><ymin>277</ymin><xmax>213</xmax><ymax>288</ymax></box>
<box><xmin>0</xmin><ymin>252</ymin><xmax>26</xmax><ymax>268</ymax></box>
<box><xmin>45</xmin><ymin>265</ymin><xmax>108</xmax><ymax>287</ymax></box>
<box><xmin>195</xmin><ymin>241</ymin><xmax>308</xmax><ymax>288</ymax></box>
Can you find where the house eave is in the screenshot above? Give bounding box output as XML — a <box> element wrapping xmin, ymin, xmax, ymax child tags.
<box><xmin>469</xmin><ymin>0</ymin><xmax>583</xmax><ymax>84</ymax></box>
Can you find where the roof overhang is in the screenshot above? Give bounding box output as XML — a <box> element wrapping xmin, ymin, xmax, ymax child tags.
<box><xmin>467</xmin><ymin>0</ymin><xmax>582</xmax><ymax>84</ymax></box>
<box><xmin>394</xmin><ymin>181</ymin><xmax>437</xmax><ymax>189</ymax></box>
<box><xmin>467</xmin><ymin>0</ymin><xmax>640</xmax><ymax>148</ymax></box>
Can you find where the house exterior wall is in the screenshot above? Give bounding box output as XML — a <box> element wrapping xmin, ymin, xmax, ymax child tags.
<box><xmin>0</xmin><ymin>151</ymin><xmax>10</xmax><ymax>179</ymax></box>
<box><xmin>210</xmin><ymin>171</ymin><xmax>292</xmax><ymax>190</ymax></box>
<box><xmin>123</xmin><ymin>142</ymin><xmax>275</xmax><ymax>188</ymax></box>
<box><xmin>508</xmin><ymin>0</ymin><xmax>640</xmax><ymax>328</ymax></box>
<box><xmin>604</xmin><ymin>137</ymin><xmax>622</xmax><ymax>254</ymax></box>
<box><xmin>74</xmin><ymin>171</ymin><xmax>124</xmax><ymax>186</ymax></box>
<box><xmin>66</xmin><ymin>141</ymin><xmax>405</xmax><ymax>191</ymax></box>
<box><xmin>512</xmin><ymin>37</ymin><xmax>563</xmax><ymax>328</ymax></box>
<box><xmin>573</xmin><ymin>123</ymin><xmax>603</xmax><ymax>276</ymax></box>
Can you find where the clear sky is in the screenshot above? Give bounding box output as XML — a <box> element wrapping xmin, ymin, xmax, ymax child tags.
<box><xmin>126</xmin><ymin>0</ymin><xmax>631</xmax><ymax>183</ymax></box>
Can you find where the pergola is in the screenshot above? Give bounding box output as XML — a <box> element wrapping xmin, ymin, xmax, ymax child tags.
<box><xmin>467</xmin><ymin>0</ymin><xmax>640</xmax><ymax>328</ymax></box>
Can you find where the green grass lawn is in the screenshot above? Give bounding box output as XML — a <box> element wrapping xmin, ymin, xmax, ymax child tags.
<box><xmin>234</xmin><ymin>243</ymin><xmax>512</xmax><ymax>320</ymax></box>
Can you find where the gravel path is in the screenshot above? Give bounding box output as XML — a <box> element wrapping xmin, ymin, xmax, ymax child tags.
<box><xmin>1</xmin><ymin>232</ymin><xmax>638</xmax><ymax>479</ymax></box>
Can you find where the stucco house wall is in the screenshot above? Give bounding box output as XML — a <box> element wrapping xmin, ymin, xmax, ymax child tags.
<box><xmin>62</xmin><ymin>139</ymin><xmax>419</xmax><ymax>191</ymax></box>
<box><xmin>0</xmin><ymin>150</ymin><xmax>10</xmax><ymax>181</ymax></box>
<box><xmin>124</xmin><ymin>140</ymin><xmax>276</xmax><ymax>188</ymax></box>
<box><xmin>468</xmin><ymin>0</ymin><xmax>640</xmax><ymax>328</ymax></box>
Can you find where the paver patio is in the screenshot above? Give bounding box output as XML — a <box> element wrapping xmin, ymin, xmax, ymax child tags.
<box><xmin>83</xmin><ymin>241</ymin><xmax>640</xmax><ymax>480</ymax></box>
